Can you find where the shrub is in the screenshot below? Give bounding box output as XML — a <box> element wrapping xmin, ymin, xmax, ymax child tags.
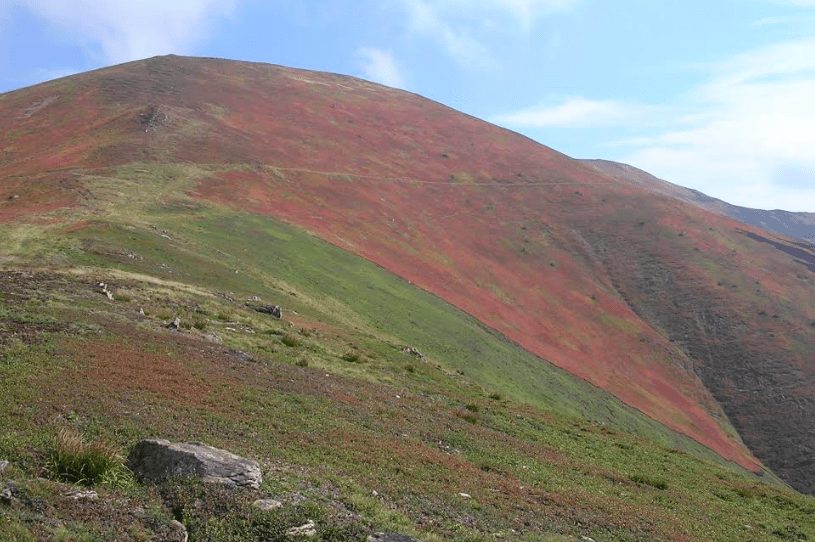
<box><xmin>464</xmin><ymin>404</ymin><xmax>480</xmax><ymax>413</ymax></box>
<box><xmin>280</xmin><ymin>334</ymin><xmax>301</xmax><ymax>348</ymax></box>
<box><xmin>193</xmin><ymin>319</ymin><xmax>208</xmax><ymax>331</ymax></box>
<box><xmin>46</xmin><ymin>429</ymin><xmax>123</xmax><ymax>486</ymax></box>
<box><xmin>488</xmin><ymin>392</ymin><xmax>502</xmax><ymax>401</ymax></box>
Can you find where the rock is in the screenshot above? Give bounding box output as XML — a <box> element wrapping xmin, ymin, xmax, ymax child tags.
<box><xmin>166</xmin><ymin>317</ymin><xmax>181</xmax><ymax>330</ymax></box>
<box><xmin>458</xmin><ymin>492</ymin><xmax>471</xmax><ymax>498</ymax></box>
<box><xmin>7</xmin><ymin>194</ymin><xmax>19</xmax><ymax>201</ymax></box>
<box><xmin>252</xmin><ymin>498</ymin><xmax>283</xmax><ymax>511</ymax></box>
<box><xmin>1</xmin><ymin>481</ymin><xmax>18</xmax><ymax>505</ymax></box>
<box><xmin>401</xmin><ymin>346</ymin><xmax>424</xmax><ymax>358</ymax></box>
<box><xmin>139</xmin><ymin>308</ymin><xmax>146</xmax><ymax>316</ymax></box>
<box><xmin>64</xmin><ymin>488</ymin><xmax>98</xmax><ymax>501</ymax></box>
<box><xmin>0</xmin><ymin>460</ymin><xmax>8</xmax><ymax>473</ymax></box>
<box><xmin>368</xmin><ymin>534</ymin><xmax>420</xmax><ymax>542</ymax></box>
<box><xmin>253</xmin><ymin>304</ymin><xmax>282</xmax><ymax>319</ymax></box>
<box><xmin>127</xmin><ymin>439</ymin><xmax>262</xmax><ymax>489</ymax></box>
<box><xmin>169</xmin><ymin>519</ymin><xmax>188</xmax><ymax>542</ymax></box>
<box><xmin>204</xmin><ymin>333</ymin><xmax>222</xmax><ymax>344</ymax></box>
<box><xmin>285</xmin><ymin>520</ymin><xmax>316</xmax><ymax>537</ymax></box>
<box><xmin>98</xmin><ymin>282</ymin><xmax>115</xmax><ymax>301</ymax></box>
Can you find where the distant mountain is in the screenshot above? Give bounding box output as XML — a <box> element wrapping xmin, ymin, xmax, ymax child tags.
<box><xmin>582</xmin><ymin>159</ymin><xmax>815</xmax><ymax>244</ymax></box>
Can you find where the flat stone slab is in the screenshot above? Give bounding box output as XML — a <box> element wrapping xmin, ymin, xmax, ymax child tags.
<box><xmin>128</xmin><ymin>439</ymin><xmax>262</xmax><ymax>489</ymax></box>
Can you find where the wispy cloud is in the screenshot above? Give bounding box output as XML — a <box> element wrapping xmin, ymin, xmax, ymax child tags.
<box><xmin>357</xmin><ymin>47</ymin><xmax>406</xmax><ymax>88</ymax></box>
<box><xmin>399</xmin><ymin>0</ymin><xmax>579</xmax><ymax>68</ymax></box>
<box><xmin>619</xmin><ymin>37</ymin><xmax>815</xmax><ymax>211</ymax></box>
<box><xmin>10</xmin><ymin>0</ymin><xmax>235</xmax><ymax>64</ymax></box>
<box><xmin>493</xmin><ymin>97</ymin><xmax>657</xmax><ymax>128</ymax></box>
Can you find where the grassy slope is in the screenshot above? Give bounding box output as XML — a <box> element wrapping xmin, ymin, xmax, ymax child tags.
<box><xmin>1</xmin><ymin>165</ymin><xmax>813</xmax><ymax>541</ymax></box>
<box><xmin>0</xmin><ymin>56</ymin><xmax>761</xmax><ymax>470</ymax></box>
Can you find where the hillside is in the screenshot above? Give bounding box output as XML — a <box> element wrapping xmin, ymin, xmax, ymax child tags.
<box><xmin>1</xmin><ymin>55</ymin><xmax>814</xmax><ymax>540</ymax></box>
<box><xmin>582</xmin><ymin>159</ymin><xmax>815</xmax><ymax>244</ymax></box>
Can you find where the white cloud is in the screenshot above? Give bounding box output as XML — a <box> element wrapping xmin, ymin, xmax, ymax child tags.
<box><xmin>493</xmin><ymin>97</ymin><xmax>656</xmax><ymax>128</ymax></box>
<box><xmin>357</xmin><ymin>48</ymin><xmax>406</xmax><ymax>88</ymax></box>
<box><xmin>619</xmin><ymin>37</ymin><xmax>815</xmax><ymax>211</ymax></box>
<box><xmin>11</xmin><ymin>0</ymin><xmax>235</xmax><ymax>64</ymax></box>
<box><xmin>399</xmin><ymin>0</ymin><xmax>579</xmax><ymax>67</ymax></box>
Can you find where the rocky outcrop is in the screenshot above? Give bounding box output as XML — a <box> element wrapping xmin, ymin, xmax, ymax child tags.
<box><xmin>127</xmin><ymin>439</ymin><xmax>262</xmax><ymax>489</ymax></box>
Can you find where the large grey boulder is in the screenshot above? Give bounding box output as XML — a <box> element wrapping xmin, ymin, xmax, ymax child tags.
<box><xmin>128</xmin><ymin>439</ymin><xmax>262</xmax><ymax>489</ymax></box>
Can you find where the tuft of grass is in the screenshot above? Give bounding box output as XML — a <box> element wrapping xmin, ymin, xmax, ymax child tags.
<box><xmin>455</xmin><ymin>409</ymin><xmax>480</xmax><ymax>424</ymax></box>
<box><xmin>46</xmin><ymin>429</ymin><xmax>125</xmax><ymax>487</ymax></box>
<box><xmin>629</xmin><ymin>473</ymin><xmax>668</xmax><ymax>490</ymax></box>
<box><xmin>488</xmin><ymin>392</ymin><xmax>502</xmax><ymax>401</ymax></box>
<box><xmin>341</xmin><ymin>352</ymin><xmax>361</xmax><ymax>363</ymax></box>
<box><xmin>464</xmin><ymin>403</ymin><xmax>480</xmax><ymax>413</ymax></box>
<box><xmin>280</xmin><ymin>334</ymin><xmax>302</xmax><ymax>348</ymax></box>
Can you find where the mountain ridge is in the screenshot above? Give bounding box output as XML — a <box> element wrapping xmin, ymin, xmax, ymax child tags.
<box><xmin>582</xmin><ymin>158</ymin><xmax>815</xmax><ymax>243</ymax></box>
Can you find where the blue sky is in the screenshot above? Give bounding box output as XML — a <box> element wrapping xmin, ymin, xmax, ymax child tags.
<box><xmin>1</xmin><ymin>1</ymin><xmax>814</xmax><ymax>211</ymax></box>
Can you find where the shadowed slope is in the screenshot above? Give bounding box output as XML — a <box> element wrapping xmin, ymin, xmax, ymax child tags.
<box><xmin>2</xmin><ymin>56</ymin><xmax>815</xmax><ymax>489</ymax></box>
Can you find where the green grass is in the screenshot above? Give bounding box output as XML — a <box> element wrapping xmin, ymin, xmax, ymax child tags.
<box><xmin>60</xmin><ymin>202</ymin><xmax>746</xmax><ymax>468</ymax></box>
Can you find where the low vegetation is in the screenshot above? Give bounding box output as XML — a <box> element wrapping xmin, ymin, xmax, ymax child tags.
<box><xmin>45</xmin><ymin>429</ymin><xmax>123</xmax><ymax>487</ymax></box>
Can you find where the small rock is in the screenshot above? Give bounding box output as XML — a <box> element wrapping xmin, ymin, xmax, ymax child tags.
<box><xmin>371</xmin><ymin>489</ymin><xmax>379</xmax><ymax>497</ymax></box>
<box><xmin>65</xmin><ymin>488</ymin><xmax>98</xmax><ymax>501</ymax></box>
<box><xmin>285</xmin><ymin>520</ymin><xmax>316</xmax><ymax>537</ymax></box>
<box><xmin>253</xmin><ymin>304</ymin><xmax>282</xmax><ymax>319</ymax></box>
<box><xmin>580</xmin><ymin>537</ymin><xmax>597</xmax><ymax>542</ymax></box>
<box><xmin>401</xmin><ymin>346</ymin><xmax>424</xmax><ymax>358</ymax></box>
<box><xmin>0</xmin><ymin>460</ymin><xmax>9</xmax><ymax>473</ymax></box>
<box><xmin>169</xmin><ymin>519</ymin><xmax>188</xmax><ymax>542</ymax></box>
<box><xmin>139</xmin><ymin>308</ymin><xmax>146</xmax><ymax>316</ymax></box>
<box><xmin>167</xmin><ymin>317</ymin><xmax>181</xmax><ymax>330</ymax></box>
<box><xmin>458</xmin><ymin>492</ymin><xmax>471</xmax><ymax>498</ymax></box>
<box><xmin>252</xmin><ymin>498</ymin><xmax>283</xmax><ymax>511</ymax></box>
<box><xmin>368</xmin><ymin>534</ymin><xmax>419</xmax><ymax>542</ymax></box>
<box><xmin>127</xmin><ymin>439</ymin><xmax>262</xmax><ymax>489</ymax></box>
<box><xmin>248</xmin><ymin>295</ymin><xmax>261</xmax><ymax>302</ymax></box>
<box><xmin>7</xmin><ymin>194</ymin><xmax>19</xmax><ymax>201</ymax></box>
<box><xmin>98</xmin><ymin>282</ymin><xmax>115</xmax><ymax>301</ymax></box>
<box><xmin>1</xmin><ymin>481</ymin><xmax>18</xmax><ymax>505</ymax></box>
<box><xmin>204</xmin><ymin>333</ymin><xmax>222</xmax><ymax>344</ymax></box>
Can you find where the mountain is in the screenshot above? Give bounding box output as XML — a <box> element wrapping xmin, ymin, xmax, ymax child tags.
<box><xmin>583</xmin><ymin>159</ymin><xmax>815</xmax><ymax>244</ymax></box>
<box><xmin>1</xmin><ymin>55</ymin><xmax>814</xmax><ymax>540</ymax></box>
